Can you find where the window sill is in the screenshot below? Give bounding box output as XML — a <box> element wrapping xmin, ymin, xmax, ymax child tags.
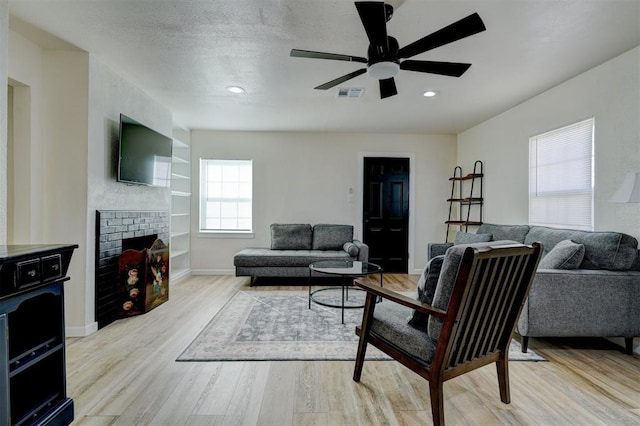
<box><xmin>198</xmin><ymin>231</ymin><xmax>255</xmax><ymax>239</ymax></box>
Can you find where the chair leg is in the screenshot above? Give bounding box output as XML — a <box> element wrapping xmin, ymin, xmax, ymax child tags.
<box><xmin>429</xmin><ymin>379</ymin><xmax>445</xmax><ymax>426</ymax></box>
<box><xmin>496</xmin><ymin>356</ymin><xmax>511</xmax><ymax>404</ymax></box>
<box><xmin>353</xmin><ymin>292</ymin><xmax>377</xmax><ymax>382</ymax></box>
<box><xmin>521</xmin><ymin>335</ymin><xmax>529</xmax><ymax>353</ymax></box>
<box><xmin>624</xmin><ymin>337</ymin><xmax>634</xmax><ymax>355</ymax></box>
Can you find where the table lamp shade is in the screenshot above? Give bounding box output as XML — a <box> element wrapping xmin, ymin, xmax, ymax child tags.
<box><xmin>609</xmin><ymin>172</ymin><xmax>640</xmax><ymax>203</ymax></box>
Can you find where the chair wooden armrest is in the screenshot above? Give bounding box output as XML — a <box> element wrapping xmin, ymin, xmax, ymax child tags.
<box><xmin>354</xmin><ymin>278</ymin><xmax>446</xmax><ymax>320</ymax></box>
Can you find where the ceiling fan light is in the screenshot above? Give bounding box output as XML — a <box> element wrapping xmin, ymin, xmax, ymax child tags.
<box><xmin>367</xmin><ymin>61</ymin><xmax>400</xmax><ymax>80</ymax></box>
<box><xmin>423</xmin><ymin>90</ymin><xmax>439</xmax><ymax>97</ymax></box>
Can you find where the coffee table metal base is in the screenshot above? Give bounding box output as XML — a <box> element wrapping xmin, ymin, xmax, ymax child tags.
<box><xmin>308</xmin><ymin>260</ymin><xmax>383</xmax><ymax>324</ymax></box>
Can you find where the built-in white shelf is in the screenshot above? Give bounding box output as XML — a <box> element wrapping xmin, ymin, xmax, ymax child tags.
<box><xmin>172</xmin><ymin>156</ymin><xmax>189</xmax><ymax>164</ymax></box>
<box><xmin>171</xmin><ymin>136</ymin><xmax>191</xmax><ymax>282</ymax></box>
<box><xmin>171</xmin><ymin>249</ymin><xmax>189</xmax><ymax>257</ymax></box>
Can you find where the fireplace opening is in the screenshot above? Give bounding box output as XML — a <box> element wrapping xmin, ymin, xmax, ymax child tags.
<box><xmin>123</xmin><ymin>234</ymin><xmax>158</xmax><ymax>252</ymax></box>
<box><xmin>96</xmin><ymin>210</ymin><xmax>170</xmax><ymax>329</ymax></box>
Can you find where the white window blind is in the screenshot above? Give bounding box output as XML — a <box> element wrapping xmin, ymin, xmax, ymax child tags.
<box><xmin>200</xmin><ymin>159</ymin><xmax>253</xmax><ymax>232</ymax></box>
<box><xmin>529</xmin><ymin>118</ymin><xmax>594</xmax><ymax>230</ymax></box>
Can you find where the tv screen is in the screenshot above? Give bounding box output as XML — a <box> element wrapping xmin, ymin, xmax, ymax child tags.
<box><xmin>118</xmin><ymin>114</ymin><xmax>173</xmax><ymax>187</ymax></box>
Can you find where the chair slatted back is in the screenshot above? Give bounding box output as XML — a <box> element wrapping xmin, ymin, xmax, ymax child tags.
<box><xmin>441</xmin><ymin>244</ymin><xmax>541</xmax><ymax>370</ymax></box>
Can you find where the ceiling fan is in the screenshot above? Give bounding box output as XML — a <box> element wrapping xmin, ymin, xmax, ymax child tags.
<box><xmin>290</xmin><ymin>1</ymin><xmax>486</xmax><ymax>99</ymax></box>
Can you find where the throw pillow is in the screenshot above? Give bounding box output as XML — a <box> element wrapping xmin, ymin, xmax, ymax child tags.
<box><xmin>538</xmin><ymin>239</ymin><xmax>585</xmax><ymax>269</ymax></box>
<box><xmin>343</xmin><ymin>242</ymin><xmax>359</xmax><ymax>257</ymax></box>
<box><xmin>454</xmin><ymin>232</ymin><xmax>493</xmax><ymax>245</ymax></box>
<box><xmin>408</xmin><ymin>255</ymin><xmax>444</xmax><ymax>327</ymax></box>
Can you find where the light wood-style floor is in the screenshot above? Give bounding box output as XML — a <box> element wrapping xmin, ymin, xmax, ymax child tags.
<box><xmin>66</xmin><ymin>274</ymin><xmax>640</xmax><ymax>425</ymax></box>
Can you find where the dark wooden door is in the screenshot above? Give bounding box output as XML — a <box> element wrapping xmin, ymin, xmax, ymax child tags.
<box><xmin>363</xmin><ymin>157</ymin><xmax>409</xmax><ymax>273</ymax></box>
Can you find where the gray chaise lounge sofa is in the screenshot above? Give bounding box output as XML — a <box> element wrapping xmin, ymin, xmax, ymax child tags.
<box><xmin>234</xmin><ymin>224</ymin><xmax>369</xmax><ymax>284</ymax></box>
<box><xmin>427</xmin><ymin>223</ymin><xmax>640</xmax><ymax>354</ymax></box>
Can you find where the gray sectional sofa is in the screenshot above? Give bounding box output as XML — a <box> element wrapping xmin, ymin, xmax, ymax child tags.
<box><xmin>234</xmin><ymin>224</ymin><xmax>369</xmax><ymax>284</ymax></box>
<box><xmin>427</xmin><ymin>223</ymin><xmax>640</xmax><ymax>354</ymax></box>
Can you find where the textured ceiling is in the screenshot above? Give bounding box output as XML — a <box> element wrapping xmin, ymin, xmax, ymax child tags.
<box><xmin>8</xmin><ymin>0</ymin><xmax>640</xmax><ymax>134</ymax></box>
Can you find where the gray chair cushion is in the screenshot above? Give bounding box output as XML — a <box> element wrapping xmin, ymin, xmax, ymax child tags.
<box><xmin>477</xmin><ymin>223</ymin><xmax>530</xmax><ymax>243</ymax></box>
<box><xmin>454</xmin><ymin>232</ymin><xmax>492</xmax><ymax>244</ymax></box>
<box><xmin>270</xmin><ymin>224</ymin><xmax>312</xmax><ymax>250</ymax></box>
<box><xmin>427</xmin><ymin>240</ymin><xmax>519</xmax><ymax>341</ymax></box>
<box><xmin>372</xmin><ymin>301</ymin><xmax>436</xmax><ymax>363</ymax></box>
<box><xmin>538</xmin><ymin>239</ymin><xmax>585</xmax><ymax>269</ymax></box>
<box><xmin>312</xmin><ymin>224</ymin><xmax>354</xmax><ymax>250</ymax></box>
<box><xmin>408</xmin><ymin>255</ymin><xmax>444</xmax><ymax>327</ymax></box>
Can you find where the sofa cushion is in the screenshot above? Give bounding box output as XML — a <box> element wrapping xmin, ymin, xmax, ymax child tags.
<box><xmin>524</xmin><ymin>226</ymin><xmax>638</xmax><ymax>270</ymax></box>
<box><xmin>477</xmin><ymin>223</ymin><xmax>530</xmax><ymax>243</ymax></box>
<box><xmin>234</xmin><ymin>248</ymin><xmax>351</xmax><ymax>267</ymax></box>
<box><xmin>538</xmin><ymin>239</ymin><xmax>585</xmax><ymax>269</ymax></box>
<box><xmin>408</xmin><ymin>255</ymin><xmax>444</xmax><ymax>327</ymax></box>
<box><xmin>454</xmin><ymin>232</ymin><xmax>492</xmax><ymax>245</ymax></box>
<box><xmin>312</xmin><ymin>224</ymin><xmax>353</xmax><ymax>250</ymax></box>
<box><xmin>271</xmin><ymin>224</ymin><xmax>312</xmax><ymax>250</ymax></box>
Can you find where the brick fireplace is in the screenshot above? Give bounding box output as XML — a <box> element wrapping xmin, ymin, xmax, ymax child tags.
<box><xmin>95</xmin><ymin>210</ymin><xmax>169</xmax><ymax>328</ymax></box>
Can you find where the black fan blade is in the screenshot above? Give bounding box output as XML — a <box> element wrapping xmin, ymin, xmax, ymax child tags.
<box><xmin>400</xmin><ymin>60</ymin><xmax>472</xmax><ymax>77</ymax></box>
<box><xmin>314</xmin><ymin>68</ymin><xmax>367</xmax><ymax>90</ymax></box>
<box><xmin>379</xmin><ymin>77</ymin><xmax>397</xmax><ymax>99</ymax></box>
<box><xmin>397</xmin><ymin>12</ymin><xmax>486</xmax><ymax>59</ymax></box>
<box><xmin>355</xmin><ymin>1</ymin><xmax>388</xmax><ymax>50</ymax></box>
<box><xmin>290</xmin><ymin>49</ymin><xmax>367</xmax><ymax>63</ymax></box>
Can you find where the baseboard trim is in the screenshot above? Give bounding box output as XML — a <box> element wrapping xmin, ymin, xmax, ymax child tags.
<box><xmin>66</xmin><ymin>321</ymin><xmax>98</xmax><ymax>337</ymax></box>
<box><xmin>170</xmin><ymin>268</ymin><xmax>192</xmax><ymax>283</ymax></box>
<box><xmin>191</xmin><ymin>268</ymin><xmax>235</xmax><ymax>275</ymax></box>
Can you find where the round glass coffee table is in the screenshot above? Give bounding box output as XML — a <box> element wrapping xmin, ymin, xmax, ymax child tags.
<box><xmin>308</xmin><ymin>260</ymin><xmax>383</xmax><ymax>324</ymax></box>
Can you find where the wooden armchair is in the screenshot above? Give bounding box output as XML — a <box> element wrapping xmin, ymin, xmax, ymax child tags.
<box><xmin>353</xmin><ymin>242</ymin><xmax>543</xmax><ymax>426</ymax></box>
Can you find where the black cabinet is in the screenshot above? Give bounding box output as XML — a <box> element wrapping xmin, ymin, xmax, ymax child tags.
<box><xmin>0</xmin><ymin>245</ymin><xmax>77</xmax><ymax>426</ymax></box>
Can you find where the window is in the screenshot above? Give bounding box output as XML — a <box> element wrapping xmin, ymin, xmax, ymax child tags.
<box><xmin>199</xmin><ymin>159</ymin><xmax>252</xmax><ymax>233</ymax></box>
<box><xmin>529</xmin><ymin>118</ymin><xmax>594</xmax><ymax>231</ymax></box>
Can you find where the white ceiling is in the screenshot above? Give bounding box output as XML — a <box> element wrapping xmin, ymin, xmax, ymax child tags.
<box><xmin>8</xmin><ymin>0</ymin><xmax>640</xmax><ymax>134</ymax></box>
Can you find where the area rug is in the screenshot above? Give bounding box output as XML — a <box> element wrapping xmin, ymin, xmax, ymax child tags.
<box><xmin>177</xmin><ymin>290</ymin><xmax>545</xmax><ymax>362</ymax></box>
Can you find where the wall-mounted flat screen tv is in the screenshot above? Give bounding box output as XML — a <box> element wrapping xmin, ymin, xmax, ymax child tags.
<box><xmin>118</xmin><ymin>114</ymin><xmax>172</xmax><ymax>187</ymax></box>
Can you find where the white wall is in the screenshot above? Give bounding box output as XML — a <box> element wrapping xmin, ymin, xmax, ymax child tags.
<box><xmin>40</xmin><ymin>50</ymin><xmax>90</xmax><ymax>334</ymax></box>
<box><xmin>7</xmin><ymin>30</ymin><xmax>45</xmax><ymax>243</ymax></box>
<box><xmin>7</xmin><ymin>26</ymin><xmax>173</xmax><ymax>336</ymax></box>
<box><xmin>458</xmin><ymin>47</ymin><xmax>640</xmax><ymax>241</ymax></box>
<box><xmin>84</xmin><ymin>54</ymin><xmax>172</xmax><ymax>334</ymax></box>
<box><xmin>190</xmin><ymin>131</ymin><xmax>456</xmax><ymax>275</ymax></box>
<box><xmin>0</xmin><ymin>0</ymin><xmax>8</xmax><ymax>244</ymax></box>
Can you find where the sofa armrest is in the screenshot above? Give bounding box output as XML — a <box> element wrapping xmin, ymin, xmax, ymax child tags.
<box><xmin>428</xmin><ymin>242</ymin><xmax>453</xmax><ymax>260</ymax></box>
<box><xmin>353</xmin><ymin>240</ymin><xmax>369</xmax><ymax>262</ymax></box>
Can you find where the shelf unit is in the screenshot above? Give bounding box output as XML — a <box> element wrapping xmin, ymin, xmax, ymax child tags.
<box><xmin>445</xmin><ymin>160</ymin><xmax>484</xmax><ymax>242</ymax></box>
<box><xmin>170</xmin><ymin>138</ymin><xmax>191</xmax><ymax>282</ymax></box>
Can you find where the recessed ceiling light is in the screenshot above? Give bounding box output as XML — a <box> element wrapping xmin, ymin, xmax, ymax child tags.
<box><xmin>423</xmin><ymin>90</ymin><xmax>439</xmax><ymax>97</ymax></box>
<box><xmin>226</xmin><ymin>86</ymin><xmax>245</xmax><ymax>94</ymax></box>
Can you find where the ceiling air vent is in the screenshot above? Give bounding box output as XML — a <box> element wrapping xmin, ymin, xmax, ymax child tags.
<box><xmin>337</xmin><ymin>88</ymin><xmax>365</xmax><ymax>98</ymax></box>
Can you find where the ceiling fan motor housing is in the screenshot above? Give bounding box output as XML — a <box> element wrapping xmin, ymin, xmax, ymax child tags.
<box><xmin>367</xmin><ymin>35</ymin><xmax>400</xmax><ymax>79</ymax></box>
